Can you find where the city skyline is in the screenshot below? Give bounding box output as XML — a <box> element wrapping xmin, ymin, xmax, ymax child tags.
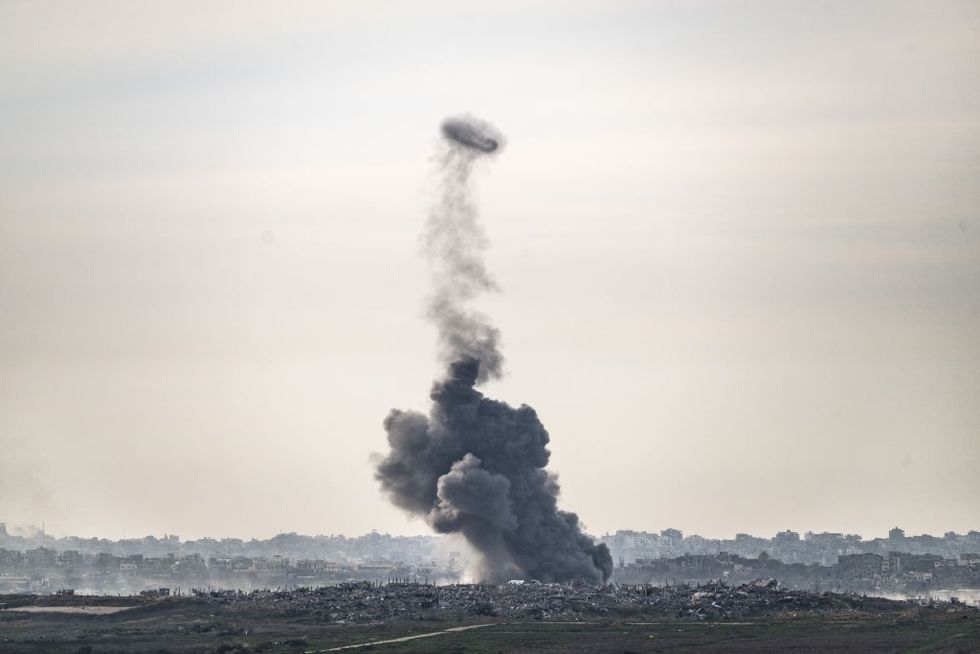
<box><xmin>2</xmin><ymin>520</ymin><xmax>977</xmax><ymax>545</ymax></box>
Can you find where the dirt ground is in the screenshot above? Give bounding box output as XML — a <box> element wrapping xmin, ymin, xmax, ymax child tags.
<box><xmin>1</xmin><ymin>601</ymin><xmax>979</xmax><ymax>653</ymax></box>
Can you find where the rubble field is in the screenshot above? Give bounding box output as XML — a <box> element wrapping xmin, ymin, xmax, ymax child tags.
<box><xmin>2</xmin><ymin>580</ymin><xmax>978</xmax><ymax>653</ymax></box>
<box><xmin>175</xmin><ymin>578</ymin><xmax>974</xmax><ymax>622</ymax></box>
<box><xmin>3</xmin><ymin>578</ymin><xmax>977</xmax><ymax>622</ymax></box>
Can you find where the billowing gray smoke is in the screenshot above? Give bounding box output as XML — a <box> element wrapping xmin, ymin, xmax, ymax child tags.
<box><xmin>375</xmin><ymin>116</ymin><xmax>612</xmax><ymax>584</ymax></box>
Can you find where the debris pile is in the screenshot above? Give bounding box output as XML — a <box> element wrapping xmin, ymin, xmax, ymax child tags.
<box><xmin>182</xmin><ymin>579</ymin><xmax>973</xmax><ymax>623</ymax></box>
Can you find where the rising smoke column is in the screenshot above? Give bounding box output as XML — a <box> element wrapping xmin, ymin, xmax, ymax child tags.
<box><xmin>374</xmin><ymin>116</ymin><xmax>612</xmax><ymax>583</ymax></box>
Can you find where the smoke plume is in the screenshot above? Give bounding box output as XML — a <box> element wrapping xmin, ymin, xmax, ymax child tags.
<box><xmin>375</xmin><ymin>116</ymin><xmax>612</xmax><ymax>584</ymax></box>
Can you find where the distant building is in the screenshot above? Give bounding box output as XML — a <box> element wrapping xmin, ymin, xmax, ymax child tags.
<box><xmin>959</xmin><ymin>553</ymin><xmax>980</xmax><ymax>567</ymax></box>
<box><xmin>837</xmin><ymin>553</ymin><xmax>883</xmax><ymax>577</ymax></box>
<box><xmin>59</xmin><ymin>550</ymin><xmax>84</xmax><ymax>567</ymax></box>
<box><xmin>25</xmin><ymin>547</ymin><xmax>57</xmax><ymax>566</ymax></box>
<box><xmin>209</xmin><ymin>557</ymin><xmax>233</xmax><ymax>571</ymax></box>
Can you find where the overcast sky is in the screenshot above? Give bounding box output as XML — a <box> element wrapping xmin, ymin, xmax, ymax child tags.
<box><xmin>1</xmin><ymin>0</ymin><xmax>978</xmax><ymax>541</ymax></box>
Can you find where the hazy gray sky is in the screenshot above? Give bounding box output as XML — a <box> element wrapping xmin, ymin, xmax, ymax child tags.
<box><xmin>1</xmin><ymin>0</ymin><xmax>977</xmax><ymax>541</ymax></box>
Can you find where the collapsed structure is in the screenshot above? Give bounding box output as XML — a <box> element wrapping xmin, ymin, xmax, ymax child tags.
<box><xmin>375</xmin><ymin>116</ymin><xmax>612</xmax><ymax>583</ymax></box>
<box><xmin>181</xmin><ymin>580</ymin><xmax>973</xmax><ymax>624</ymax></box>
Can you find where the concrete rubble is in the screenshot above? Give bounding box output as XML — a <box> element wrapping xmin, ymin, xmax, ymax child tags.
<box><xmin>182</xmin><ymin>579</ymin><xmax>973</xmax><ymax>623</ymax></box>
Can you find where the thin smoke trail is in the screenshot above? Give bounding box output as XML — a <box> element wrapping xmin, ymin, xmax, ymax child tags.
<box><xmin>424</xmin><ymin>117</ymin><xmax>504</xmax><ymax>383</ymax></box>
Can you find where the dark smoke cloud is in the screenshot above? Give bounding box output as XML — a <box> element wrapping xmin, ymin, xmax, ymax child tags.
<box><xmin>375</xmin><ymin>116</ymin><xmax>612</xmax><ymax>584</ymax></box>
<box><xmin>441</xmin><ymin>117</ymin><xmax>501</xmax><ymax>153</ymax></box>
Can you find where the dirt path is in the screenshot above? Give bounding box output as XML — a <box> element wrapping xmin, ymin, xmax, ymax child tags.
<box><xmin>3</xmin><ymin>606</ymin><xmax>134</xmax><ymax>615</ymax></box>
<box><xmin>307</xmin><ymin>623</ymin><xmax>494</xmax><ymax>652</ymax></box>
